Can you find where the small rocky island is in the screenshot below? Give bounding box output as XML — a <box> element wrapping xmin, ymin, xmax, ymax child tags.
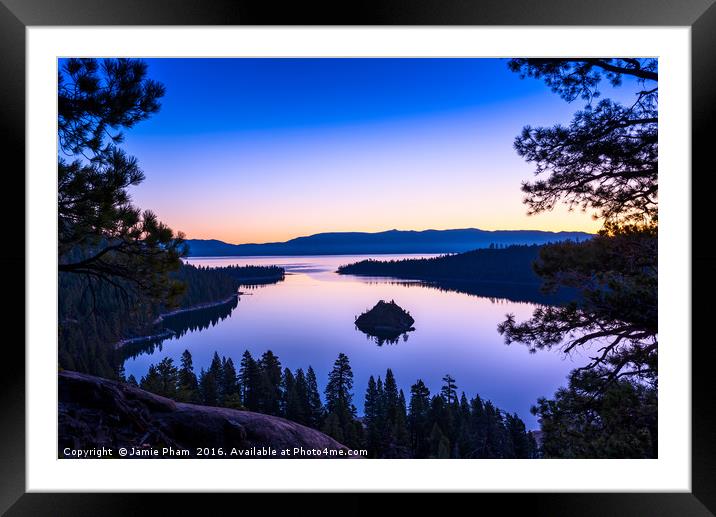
<box><xmin>354</xmin><ymin>299</ymin><xmax>415</xmax><ymax>345</ymax></box>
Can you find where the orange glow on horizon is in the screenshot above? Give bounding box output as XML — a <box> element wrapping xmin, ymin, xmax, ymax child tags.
<box><xmin>175</xmin><ymin>211</ymin><xmax>601</xmax><ymax>245</ymax></box>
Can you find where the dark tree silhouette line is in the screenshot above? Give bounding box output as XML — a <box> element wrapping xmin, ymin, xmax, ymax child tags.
<box><xmin>131</xmin><ymin>350</ymin><xmax>538</xmax><ymax>459</ymax></box>
<box><xmin>498</xmin><ymin>58</ymin><xmax>659</xmax><ymax>458</ymax></box>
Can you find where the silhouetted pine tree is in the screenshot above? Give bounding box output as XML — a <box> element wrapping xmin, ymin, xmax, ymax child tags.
<box><xmin>505</xmin><ymin>412</ymin><xmax>533</xmax><ymax>458</ymax></box>
<box><xmin>140</xmin><ymin>357</ymin><xmax>178</xmax><ymax>398</ymax></box>
<box><xmin>363</xmin><ymin>375</ymin><xmax>381</xmax><ymax>457</ymax></box>
<box><xmin>199</xmin><ymin>367</ymin><xmax>219</xmax><ymax>407</ymax></box>
<box><xmin>258</xmin><ymin>350</ymin><xmax>282</xmax><ymax>415</ymax></box>
<box><xmin>281</xmin><ymin>368</ymin><xmax>304</xmax><ymax>422</ymax></box>
<box><xmin>379</xmin><ymin>369</ymin><xmax>409</xmax><ymax>457</ymax></box>
<box><xmin>440</xmin><ymin>374</ymin><xmax>458</xmax><ymax>405</ymax></box>
<box><xmin>293</xmin><ymin>368</ymin><xmax>311</xmax><ymax>426</ymax></box>
<box><xmin>201</xmin><ymin>352</ymin><xmax>222</xmax><ymax>404</ymax></box>
<box><xmin>482</xmin><ymin>400</ymin><xmax>508</xmax><ymax>458</ymax></box>
<box><xmin>221</xmin><ymin>356</ymin><xmax>241</xmax><ymax>408</ymax></box>
<box><xmin>177</xmin><ymin>349</ymin><xmax>199</xmax><ymax>402</ymax></box>
<box><xmin>305</xmin><ymin>366</ymin><xmax>324</xmax><ymax>427</ymax></box>
<box><xmin>323</xmin><ymin>353</ymin><xmax>361</xmax><ymax>448</ymax></box>
<box><xmin>325</xmin><ymin>353</ymin><xmax>353</xmax><ymax>413</ymax></box>
<box><xmin>455</xmin><ymin>392</ymin><xmax>472</xmax><ymax>458</ymax></box>
<box><xmin>408</xmin><ymin>380</ymin><xmax>431</xmax><ymax>457</ymax></box>
<box><xmin>239</xmin><ymin>350</ymin><xmax>261</xmax><ymax>411</ymax></box>
<box><xmin>140</xmin><ymin>364</ymin><xmax>161</xmax><ymax>395</ymax></box>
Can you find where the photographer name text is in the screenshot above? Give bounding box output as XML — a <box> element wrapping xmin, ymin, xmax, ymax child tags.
<box><xmin>62</xmin><ymin>446</ymin><xmax>367</xmax><ymax>458</ymax></box>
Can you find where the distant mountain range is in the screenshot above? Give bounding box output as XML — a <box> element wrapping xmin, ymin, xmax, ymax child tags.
<box><xmin>184</xmin><ymin>228</ymin><xmax>592</xmax><ymax>257</ymax></box>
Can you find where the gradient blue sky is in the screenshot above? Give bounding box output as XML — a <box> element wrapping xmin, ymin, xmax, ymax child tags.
<box><xmin>121</xmin><ymin>58</ymin><xmax>638</xmax><ymax>243</ymax></box>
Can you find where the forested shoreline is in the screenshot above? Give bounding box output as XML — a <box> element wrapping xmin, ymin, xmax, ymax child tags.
<box><xmin>59</xmin><ymin>263</ymin><xmax>283</xmax><ymax>378</ymax></box>
<box><xmin>127</xmin><ymin>348</ymin><xmax>539</xmax><ymax>459</ymax></box>
<box><xmin>337</xmin><ymin>245</ymin><xmax>549</xmax><ymax>285</ymax></box>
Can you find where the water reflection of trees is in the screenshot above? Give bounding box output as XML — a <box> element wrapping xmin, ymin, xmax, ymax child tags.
<box><xmin>164</xmin><ymin>296</ymin><xmax>239</xmax><ymax>337</ymax></box>
<box><xmin>119</xmin><ymin>277</ymin><xmax>285</xmax><ymax>361</ymax></box>
<box><xmin>120</xmin><ymin>297</ymin><xmax>238</xmax><ymax>361</ymax></box>
<box><xmin>355</xmin><ymin>325</ymin><xmax>413</xmax><ymax>346</ymax></box>
<box><xmin>357</xmin><ymin>278</ymin><xmax>576</xmax><ymax>306</ymax></box>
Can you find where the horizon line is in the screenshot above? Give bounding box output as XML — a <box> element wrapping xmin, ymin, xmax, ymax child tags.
<box><xmin>184</xmin><ymin>226</ymin><xmax>597</xmax><ymax>247</ymax></box>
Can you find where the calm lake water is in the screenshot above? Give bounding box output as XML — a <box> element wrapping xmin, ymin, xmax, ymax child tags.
<box><xmin>123</xmin><ymin>254</ymin><xmax>585</xmax><ymax>427</ymax></box>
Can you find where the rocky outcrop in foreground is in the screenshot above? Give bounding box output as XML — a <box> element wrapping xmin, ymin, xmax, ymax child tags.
<box><xmin>59</xmin><ymin>370</ymin><xmax>350</xmax><ymax>458</ymax></box>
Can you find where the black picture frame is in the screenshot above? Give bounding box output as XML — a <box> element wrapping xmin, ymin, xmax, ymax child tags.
<box><xmin>2</xmin><ymin>0</ymin><xmax>714</xmax><ymax>514</ymax></box>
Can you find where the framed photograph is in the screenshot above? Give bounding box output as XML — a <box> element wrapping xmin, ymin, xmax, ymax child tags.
<box><xmin>3</xmin><ymin>0</ymin><xmax>715</xmax><ymax>513</ymax></box>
